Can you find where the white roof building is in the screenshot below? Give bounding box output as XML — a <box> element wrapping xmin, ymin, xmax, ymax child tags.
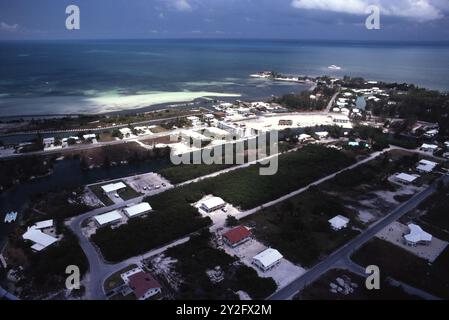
<box><xmin>204</xmin><ymin>127</ymin><xmax>230</xmax><ymax>139</ymax></box>
<box><xmin>119</xmin><ymin>128</ymin><xmax>133</xmax><ymax>136</ymax></box>
<box><xmin>404</xmin><ymin>224</ymin><xmax>432</xmax><ymax>245</ymax></box>
<box><xmin>394</xmin><ymin>173</ymin><xmax>419</xmax><ymax>184</ymax></box>
<box><xmin>200</xmin><ymin>197</ymin><xmax>226</xmax><ymax>213</ymax></box>
<box><xmin>253</xmin><ymin>248</ymin><xmax>283</xmax><ymax>272</ymax></box>
<box><xmin>101</xmin><ymin>182</ymin><xmax>126</xmax><ymax>193</ymax></box>
<box><xmin>298</xmin><ymin>134</ymin><xmax>312</xmax><ymax>141</ymax></box>
<box><xmin>124</xmin><ymin>202</ymin><xmax>152</xmax><ymax>218</ymax></box>
<box><xmin>94</xmin><ymin>210</ymin><xmax>123</xmax><ymax>226</ymax></box>
<box><xmin>22</xmin><ymin>228</ymin><xmax>59</xmax><ymax>252</ymax></box>
<box><xmin>33</xmin><ymin>219</ymin><xmax>54</xmax><ymax>230</ymax></box>
<box><xmin>83</xmin><ymin>134</ymin><xmax>96</xmax><ymax>140</ymax></box>
<box><xmin>328</xmin><ymin>215</ymin><xmax>350</xmax><ymax>231</ymax></box>
<box><xmin>315</xmin><ymin>131</ymin><xmax>329</xmax><ymax>139</ymax></box>
<box><xmin>416</xmin><ymin>159</ymin><xmax>438</xmax><ymax>173</ymax></box>
<box><xmin>420</xmin><ymin>143</ymin><xmax>438</xmax><ymax>152</ymax></box>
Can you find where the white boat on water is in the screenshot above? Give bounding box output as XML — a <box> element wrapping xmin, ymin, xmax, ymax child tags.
<box><xmin>4</xmin><ymin>211</ymin><xmax>18</xmax><ymax>223</ymax></box>
<box><xmin>250</xmin><ymin>71</ymin><xmax>274</xmax><ymax>79</ymax></box>
<box><xmin>328</xmin><ymin>65</ymin><xmax>342</xmax><ymax>70</ymax></box>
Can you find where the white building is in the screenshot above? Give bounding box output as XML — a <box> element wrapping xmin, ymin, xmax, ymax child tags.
<box><xmin>119</xmin><ymin>127</ymin><xmax>133</xmax><ymax>138</ymax></box>
<box><xmin>204</xmin><ymin>127</ymin><xmax>230</xmax><ymax>140</ymax></box>
<box><xmin>394</xmin><ymin>173</ymin><xmax>420</xmax><ymax>184</ymax></box>
<box><xmin>124</xmin><ymin>202</ymin><xmax>152</xmax><ymax>218</ymax></box>
<box><xmin>328</xmin><ymin>215</ymin><xmax>350</xmax><ymax>231</ymax></box>
<box><xmin>297</xmin><ymin>134</ymin><xmax>312</xmax><ymax>142</ymax></box>
<box><xmin>420</xmin><ymin>143</ymin><xmax>438</xmax><ymax>153</ymax></box>
<box><xmin>315</xmin><ymin>131</ymin><xmax>329</xmax><ymax>139</ymax></box>
<box><xmin>101</xmin><ymin>182</ymin><xmax>126</xmax><ymax>194</ymax></box>
<box><xmin>252</xmin><ymin>248</ymin><xmax>283</xmax><ymax>272</ymax></box>
<box><xmin>94</xmin><ymin>210</ymin><xmax>123</xmax><ymax>227</ymax></box>
<box><xmin>22</xmin><ymin>227</ymin><xmax>59</xmax><ymax>252</ymax></box>
<box><xmin>200</xmin><ymin>197</ymin><xmax>226</xmax><ymax>213</ymax></box>
<box><xmin>83</xmin><ymin>134</ymin><xmax>96</xmax><ymax>140</ymax></box>
<box><xmin>416</xmin><ymin>159</ymin><xmax>438</xmax><ymax>173</ymax></box>
<box><xmin>33</xmin><ymin>219</ymin><xmax>54</xmax><ymax>230</ymax></box>
<box><xmin>404</xmin><ymin>224</ymin><xmax>432</xmax><ymax>246</ymax></box>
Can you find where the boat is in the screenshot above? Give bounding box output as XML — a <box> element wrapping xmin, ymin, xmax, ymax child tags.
<box><xmin>328</xmin><ymin>65</ymin><xmax>342</xmax><ymax>70</ymax></box>
<box><xmin>250</xmin><ymin>71</ymin><xmax>275</xmax><ymax>79</ymax></box>
<box><xmin>4</xmin><ymin>211</ymin><xmax>18</xmax><ymax>223</ymax></box>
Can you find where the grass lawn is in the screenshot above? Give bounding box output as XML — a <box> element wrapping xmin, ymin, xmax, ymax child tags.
<box><xmin>90</xmin><ymin>184</ymin><xmax>114</xmax><ymax>206</ymax></box>
<box><xmin>352</xmin><ymin>238</ymin><xmax>449</xmax><ymax>299</ymax></box>
<box><xmin>158</xmin><ymin>163</ymin><xmax>234</xmax><ymax>184</ymax></box>
<box><xmin>296</xmin><ymin>269</ymin><xmax>421</xmax><ymax>300</ymax></box>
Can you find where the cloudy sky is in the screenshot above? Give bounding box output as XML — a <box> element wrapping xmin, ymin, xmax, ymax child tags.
<box><xmin>1</xmin><ymin>0</ymin><xmax>449</xmax><ymax>41</ymax></box>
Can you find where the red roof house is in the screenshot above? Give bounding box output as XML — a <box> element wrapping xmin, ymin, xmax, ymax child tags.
<box><xmin>128</xmin><ymin>271</ymin><xmax>162</xmax><ymax>300</ymax></box>
<box><xmin>222</xmin><ymin>226</ymin><xmax>252</xmax><ymax>247</ymax></box>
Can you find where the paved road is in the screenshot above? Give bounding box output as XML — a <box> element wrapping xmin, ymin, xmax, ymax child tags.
<box><xmin>237</xmin><ymin>148</ymin><xmax>392</xmax><ymax>219</ymax></box>
<box><xmin>268</xmin><ymin>175</ymin><xmax>448</xmax><ymax>300</ymax></box>
<box><xmin>0</xmin><ymin>286</ymin><xmax>20</xmax><ymax>300</ymax></box>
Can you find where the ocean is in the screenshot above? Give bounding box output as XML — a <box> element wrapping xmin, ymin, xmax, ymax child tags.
<box><xmin>1</xmin><ymin>39</ymin><xmax>449</xmax><ymax>117</ymax></box>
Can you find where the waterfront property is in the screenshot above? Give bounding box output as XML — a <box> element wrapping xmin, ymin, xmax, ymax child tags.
<box><xmin>22</xmin><ymin>221</ymin><xmax>59</xmax><ymax>252</ymax></box>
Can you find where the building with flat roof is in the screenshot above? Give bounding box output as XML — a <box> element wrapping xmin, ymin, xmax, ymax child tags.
<box><xmin>416</xmin><ymin>159</ymin><xmax>438</xmax><ymax>173</ymax></box>
<box><xmin>94</xmin><ymin>210</ymin><xmax>122</xmax><ymax>227</ymax></box>
<box><xmin>222</xmin><ymin>226</ymin><xmax>252</xmax><ymax>248</ymax></box>
<box><xmin>124</xmin><ymin>202</ymin><xmax>152</xmax><ymax>218</ymax></box>
<box><xmin>252</xmin><ymin>248</ymin><xmax>283</xmax><ymax>272</ymax></box>
<box><xmin>394</xmin><ymin>173</ymin><xmax>420</xmax><ymax>184</ymax></box>
<box><xmin>328</xmin><ymin>215</ymin><xmax>350</xmax><ymax>231</ymax></box>
<box><xmin>101</xmin><ymin>182</ymin><xmax>126</xmax><ymax>194</ymax></box>
<box><xmin>22</xmin><ymin>228</ymin><xmax>59</xmax><ymax>252</ymax></box>
<box><xmin>200</xmin><ymin>197</ymin><xmax>226</xmax><ymax>213</ymax></box>
<box><xmin>33</xmin><ymin>219</ymin><xmax>54</xmax><ymax>230</ymax></box>
<box><xmin>404</xmin><ymin>224</ymin><xmax>432</xmax><ymax>246</ymax></box>
<box><xmin>420</xmin><ymin>143</ymin><xmax>438</xmax><ymax>153</ymax></box>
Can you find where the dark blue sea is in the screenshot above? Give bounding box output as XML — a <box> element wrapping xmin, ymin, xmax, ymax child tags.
<box><xmin>1</xmin><ymin>39</ymin><xmax>449</xmax><ymax>117</ymax></box>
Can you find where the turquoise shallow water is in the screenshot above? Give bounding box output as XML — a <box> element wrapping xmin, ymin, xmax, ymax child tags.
<box><xmin>0</xmin><ymin>39</ymin><xmax>449</xmax><ymax>116</ymax></box>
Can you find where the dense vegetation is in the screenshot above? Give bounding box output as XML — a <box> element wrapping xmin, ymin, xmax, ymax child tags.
<box><xmin>243</xmin><ymin>187</ymin><xmax>360</xmax><ymax>267</ymax></box>
<box><xmin>352</xmin><ymin>239</ymin><xmax>449</xmax><ymax>299</ymax></box>
<box><xmin>274</xmin><ymin>85</ymin><xmax>336</xmax><ymax>111</ymax></box>
<box><xmin>352</xmin><ymin>125</ymin><xmax>419</xmax><ymax>150</ymax></box>
<box><xmin>0</xmin><ymin>156</ymin><xmax>55</xmax><ymax>193</ymax></box>
<box><xmin>166</xmin><ymin>231</ymin><xmax>277</xmax><ymax>300</ymax></box>
<box><xmin>418</xmin><ymin>185</ymin><xmax>449</xmax><ymax>231</ymax></box>
<box><xmin>93</xmin><ymin>145</ymin><xmax>355</xmax><ymax>262</ymax></box>
<box><xmin>158</xmin><ymin>163</ymin><xmax>234</xmax><ymax>184</ymax></box>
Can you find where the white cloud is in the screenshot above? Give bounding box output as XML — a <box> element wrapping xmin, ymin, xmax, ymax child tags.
<box><xmin>0</xmin><ymin>22</ymin><xmax>19</xmax><ymax>32</ymax></box>
<box><xmin>173</xmin><ymin>0</ymin><xmax>192</xmax><ymax>12</ymax></box>
<box><xmin>291</xmin><ymin>0</ymin><xmax>446</xmax><ymax>21</ymax></box>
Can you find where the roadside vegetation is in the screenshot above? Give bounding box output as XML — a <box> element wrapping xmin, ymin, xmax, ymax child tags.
<box><xmin>296</xmin><ymin>269</ymin><xmax>421</xmax><ymax>300</ymax></box>
<box><xmin>352</xmin><ymin>238</ymin><xmax>449</xmax><ymax>299</ymax></box>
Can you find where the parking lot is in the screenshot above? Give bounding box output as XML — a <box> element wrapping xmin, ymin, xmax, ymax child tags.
<box><xmin>124</xmin><ymin>173</ymin><xmax>173</xmax><ymax>195</ymax></box>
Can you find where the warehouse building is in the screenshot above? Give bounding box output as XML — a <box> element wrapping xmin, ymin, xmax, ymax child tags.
<box><xmin>124</xmin><ymin>202</ymin><xmax>153</xmax><ymax>218</ymax></box>
<box><xmin>94</xmin><ymin>210</ymin><xmax>123</xmax><ymax>227</ymax></box>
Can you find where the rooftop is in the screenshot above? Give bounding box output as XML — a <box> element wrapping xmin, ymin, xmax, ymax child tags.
<box><xmin>253</xmin><ymin>248</ymin><xmax>283</xmax><ymax>268</ymax></box>
<box><xmin>128</xmin><ymin>271</ymin><xmax>161</xmax><ymax>300</ymax></box>
<box><xmin>404</xmin><ymin>224</ymin><xmax>432</xmax><ymax>244</ymax></box>
<box><xmin>223</xmin><ymin>226</ymin><xmax>252</xmax><ymax>245</ymax></box>
<box><xmin>94</xmin><ymin>210</ymin><xmax>122</xmax><ymax>226</ymax></box>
